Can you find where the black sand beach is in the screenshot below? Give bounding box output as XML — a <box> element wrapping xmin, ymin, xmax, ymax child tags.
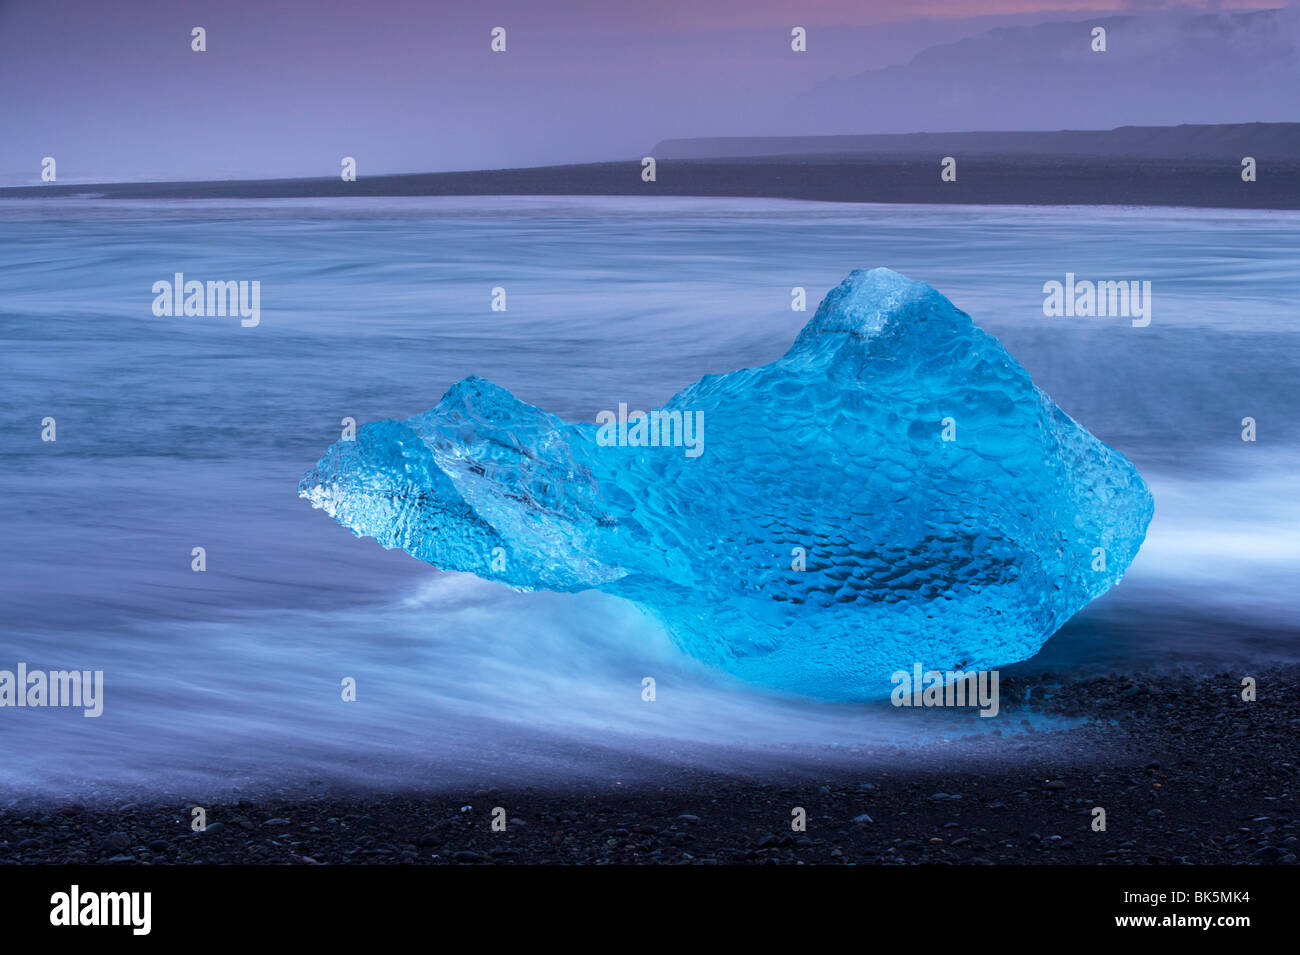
<box><xmin>3</xmin><ymin>665</ymin><xmax>1294</xmax><ymax>866</ymax></box>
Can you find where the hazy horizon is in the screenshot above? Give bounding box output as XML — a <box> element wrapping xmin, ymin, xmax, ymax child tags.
<box><xmin>1</xmin><ymin>0</ymin><xmax>1294</xmax><ymax>186</ymax></box>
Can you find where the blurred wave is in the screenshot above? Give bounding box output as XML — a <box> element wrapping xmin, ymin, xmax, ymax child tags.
<box><xmin>0</xmin><ymin>197</ymin><xmax>1295</xmax><ymax>800</ymax></box>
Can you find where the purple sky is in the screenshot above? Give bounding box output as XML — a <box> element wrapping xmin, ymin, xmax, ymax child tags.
<box><xmin>0</xmin><ymin>0</ymin><xmax>1289</xmax><ymax>184</ymax></box>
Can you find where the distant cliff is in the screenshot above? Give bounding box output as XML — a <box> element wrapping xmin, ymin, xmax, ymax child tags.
<box><xmin>653</xmin><ymin>123</ymin><xmax>1300</xmax><ymax>161</ymax></box>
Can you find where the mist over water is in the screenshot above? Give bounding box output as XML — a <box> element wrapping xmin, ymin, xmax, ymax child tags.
<box><xmin>2</xmin><ymin>197</ymin><xmax>1296</xmax><ymax>801</ymax></box>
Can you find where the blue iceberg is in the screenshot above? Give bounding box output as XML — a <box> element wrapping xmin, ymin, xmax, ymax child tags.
<box><xmin>300</xmin><ymin>269</ymin><xmax>1153</xmax><ymax>700</ymax></box>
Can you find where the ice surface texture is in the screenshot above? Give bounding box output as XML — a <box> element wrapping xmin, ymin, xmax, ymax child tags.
<box><xmin>300</xmin><ymin>269</ymin><xmax>1153</xmax><ymax>700</ymax></box>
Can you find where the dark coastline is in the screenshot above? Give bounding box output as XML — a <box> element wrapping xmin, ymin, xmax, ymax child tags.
<box><xmin>3</xmin><ymin>154</ymin><xmax>1297</xmax><ymax>210</ymax></box>
<box><xmin>652</xmin><ymin>123</ymin><xmax>1300</xmax><ymax>161</ymax></box>
<box><xmin>3</xmin><ymin>665</ymin><xmax>1295</xmax><ymax>866</ymax></box>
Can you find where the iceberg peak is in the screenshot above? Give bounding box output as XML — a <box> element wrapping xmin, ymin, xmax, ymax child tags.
<box><xmin>795</xmin><ymin>267</ymin><xmax>952</xmax><ymax>346</ymax></box>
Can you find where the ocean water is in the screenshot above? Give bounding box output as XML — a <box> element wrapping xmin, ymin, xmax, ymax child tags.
<box><xmin>1</xmin><ymin>196</ymin><xmax>1297</xmax><ymax>802</ymax></box>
